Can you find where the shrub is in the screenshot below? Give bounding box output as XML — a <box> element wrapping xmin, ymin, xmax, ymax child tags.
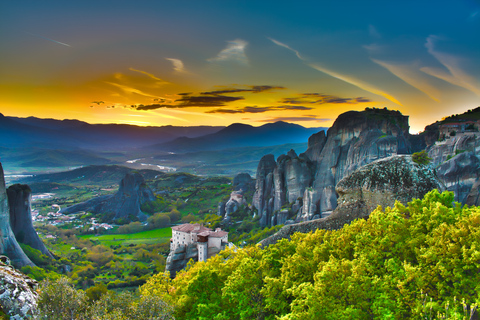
<box><xmin>412</xmin><ymin>150</ymin><xmax>431</xmax><ymax>165</ymax></box>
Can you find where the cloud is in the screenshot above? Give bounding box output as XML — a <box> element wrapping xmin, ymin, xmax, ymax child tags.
<box><xmin>165</xmin><ymin>58</ymin><xmax>187</xmax><ymax>73</ymax></box>
<box><xmin>24</xmin><ymin>31</ymin><xmax>71</xmax><ymax>47</ymax></box>
<box><xmin>105</xmin><ymin>82</ymin><xmax>160</xmax><ymax>98</ymax></box>
<box><xmin>175</xmin><ymin>94</ymin><xmax>244</xmax><ymax>107</ymax></box>
<box><xmin>269</xmin><ymin>38</ymin><xmax>402</xmax><ymax>106</ymax></box>
<box><xmin>268</xmin><ymin>38</ymin><xmax>304</xmax><ymax>60</ymax></box>
<box><xmin>257</xmin><ymin>115</ymin><xmax>331</xmax><ymax>122</ymax></box>
<box><xmin>205</xmin><ymin>105</ymin><xmax>313</xmax><ymax>114</ymax></box>
<box><xmin>201</xmin><ymin>85</ymin><xmax>285</xmax><ymax>95</ymax></box>
<box><xmin>129</xmin><ymin>68</ymin><xmax>169</xmax><ymax>84</ymax></box>
<box><xmin>126</xmin><ymin>93</ymin><xmax>245</xmax><ymax>110</ymax></box>
<box><xmin>280</xmin><ymin>93</ymin><xmax>371</xmax><ymax>105</ymax></box>
<box><xmin>208</xmin><ymin>39</ymin><xmax>249</xmax><ymax>65</ymax></box>
<box><xmin>421</xmin><ymin>35</ymin><xmax>480</xmax><ymax>97</ymax></box>
<box><xmin>371</xmin><ymin>58</ymin><xmax>441</xmax><ymax>102</ymax></box>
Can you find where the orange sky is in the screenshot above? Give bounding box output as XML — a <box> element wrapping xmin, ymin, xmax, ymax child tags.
<box><xmin>1</xmin><ymin>1</ymin><xmax>479</xmax><ymax>133</ymax></box>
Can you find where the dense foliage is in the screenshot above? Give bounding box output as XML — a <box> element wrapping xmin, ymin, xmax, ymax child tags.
<box><xmin>37</xmin><ymin>277</ymin><xmax>173</xmax><ymax>319</ymax></box>
<box><xmin>142</xmin><ymin>190</ymin><xmax>480</xmax><ymax>319</ymax></box>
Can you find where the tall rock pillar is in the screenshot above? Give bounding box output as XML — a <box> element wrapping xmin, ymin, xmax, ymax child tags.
<box><xmin>7</xmin><ymin>184</ymin><xmax>54</xmax><ymax>259</ymax></box>
<box><xmin>0</xmin><ymin>163</ymin><xmax>34</xmax><ymax>267</ymax></box>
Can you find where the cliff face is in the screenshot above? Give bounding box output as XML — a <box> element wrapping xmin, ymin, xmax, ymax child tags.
<box><xmin>61</xmin><ymin>172</ymin><xmax>155</xmax><ymax>222</ymax></box>
<box><xmin>7</xmin><ymin>184</ymin><xmax>54</xmax><ymax>259</ymax></box>
<box><xmin>259</xmin><ymin>155</ymin><xmax>443</xmax><ymax>247</ymax></box>
<box><xmin>0</xmin><ymin>164</ymin><xmax>34</xmax><ymax>268</ymax></box>
<box><xmin>252</xmin><ymin>108</ymin><xmax>412</xmax><ymax>226</ymax></box>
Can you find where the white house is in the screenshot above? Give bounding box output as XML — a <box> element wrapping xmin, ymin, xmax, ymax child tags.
<box><xmin>170</xmin><ymin>223</ymin><xmax>229</xmax><ymax>262</ymax></box>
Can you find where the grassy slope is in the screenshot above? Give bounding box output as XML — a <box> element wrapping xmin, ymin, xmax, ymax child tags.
<box><xmin>79</xmin><ymin>227</ymin><xmax>172</xmax><ymax>246</ymax></box>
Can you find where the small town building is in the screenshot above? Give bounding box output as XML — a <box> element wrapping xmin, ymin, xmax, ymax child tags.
<box><xmin>170</xmin><ymin>223</ymin><xmax>229</xmax><ymax>262</ymax></box>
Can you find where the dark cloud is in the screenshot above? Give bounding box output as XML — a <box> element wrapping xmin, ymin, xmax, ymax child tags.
<box><xmin>175</xmin><ymin>94</ymin><xmax>244</xmax><ymax>107</ymax></box>
<box><xmin>135</xmin><ymin>104</ymin><xmax>176</xmax><ymax>110</ymax></box>
<box><xmin>206</xmin><ymin>105</ymin><xmax>313</xmax><ymax>114</ymax></box>
<box><xmin>257</xmin><ymin>116</ymin><xmax>331</xmax><ymax>122</ymax></box>
<box><xmin>280</xmin><ymin>93</ymin><xmax>371</xmax><ymax>105</ymax></box>
<box><xmin>201</xmin><ymin>85</ymin><xmax>285</xmax><ymax>95</ymax></box>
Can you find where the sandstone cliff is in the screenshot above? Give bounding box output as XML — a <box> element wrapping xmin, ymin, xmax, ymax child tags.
<box><xmin>7</xmin><ymin>184</ymin><xmax>54</xmax><ymax>259</ymax></box>
<box><xmin>61</xmin><ymin>172</ymin><xmax>155</xmax><ymax>222</ymax></box>
<box><xmin>253</xmin><ymin>108</ymin><xmax>413</xmax><ymax>226</ymax></box>
<box><xmin>259</xmin><ymin>155</ymin><xmax>443</xmax><ymax>247</ymax></box>
<box><xmin>0</xmin><ymin>164</ymin><xmax>34</xmax><ymax>268</ymax></box>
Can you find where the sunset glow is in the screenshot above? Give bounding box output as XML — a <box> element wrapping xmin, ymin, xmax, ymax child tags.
<box><xmin>1</xmin><ymin>1</ymin><xmax>479</xmax><ymax>132</ymax></box>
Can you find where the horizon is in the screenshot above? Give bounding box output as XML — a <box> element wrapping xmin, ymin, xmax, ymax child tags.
<box><xmin>1</xmin><ymin>1</ymin><xmax>479</xmax><ymax>133</ymax></box>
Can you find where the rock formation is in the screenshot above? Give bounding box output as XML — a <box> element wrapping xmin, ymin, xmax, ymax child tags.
<box><xmin>0</xmin><ymin>259</ymin><xmax>38</xmax><ymax>319</ymax></box>
<box><xmin>7</xmin><ymin>184</ymin><xmax>54</xmax><ymax>259</ymax></box>
<box><xmin>253</xmin><ymin>108</ymin><xmax>413</xmax><ymax>226</ymax></box>
<box><xmin>259</xmin><ymin>155</ymin><xmax>443</xmax><ymax>247</ymax></box>
<box><xmin>428</xmin><ymin>133</ymin><xmax>480</xmax><ymax>167</ymax></box>
<box><xmin>165</xmin><ymin>244</ymin><xmax>198</xmax><ymax>278</ymax></box>
<box><xmin>0</xmin><ymin>164</ymin><xmax>34</xmax><ymax>268</ymax></box>
<box><xmin>61</xmin><ymin>172</ymin><xmax>155</xmax><ymax>222</ymax></box>
<box><xmin>435</xmin><ymin>151</ymin><xmax>480</xmax><ymax>204</ymax></box>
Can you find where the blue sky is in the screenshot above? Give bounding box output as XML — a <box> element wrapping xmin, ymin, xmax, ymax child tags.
<box><xmin>0</xmin><ymin>0</ymin><xmax>479</xmax><ymax>132</ymax></box>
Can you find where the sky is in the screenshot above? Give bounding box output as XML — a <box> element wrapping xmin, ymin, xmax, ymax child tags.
<box><xmin>0</xmin><ymin>1</ymin><xmax>479</xmax><ymax>133</ymax></box>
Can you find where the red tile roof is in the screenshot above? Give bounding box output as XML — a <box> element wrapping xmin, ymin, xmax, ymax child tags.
<box><xmin>171</xmin><ymin>223</ymin><xmax>211</xmax><ymax>233</ymax></box>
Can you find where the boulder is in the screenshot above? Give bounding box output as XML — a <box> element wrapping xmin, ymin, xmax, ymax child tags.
<box><xmin>7</xmin><ymin>184</ymin><xmax>54</xmax><ymax>259</ymax></box>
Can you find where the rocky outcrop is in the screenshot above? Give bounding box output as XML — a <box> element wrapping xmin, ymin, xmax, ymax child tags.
<box><xmin>334</xmin><ymin>155</ymin><xmax>444</xmax><ymax>218</ymax></box>
<box><xmin>232</xmin><ymin>173</ymin><xmax>254</xmax><ymax>193</ymax></box>
<box><xmin>466</xmin><ymin>177</ymin><xmax>480</xmax><ymax>206</ymax></box>
<box><xmin>252</xmin><ymin>108</ymin><xmax>413</xmax><ymax>226</ymax></box>
<box><xmin>428</xmin><ymin>133</ymin><xmax>480</xmax><ymax>167</ymax></box>
<box><xmin>435</xmin><ymin>152</ymin><xmax>480</xmax><ymax>204</ymax></box>
<box><xmin>165</xmin><ymin>244</ymin><xmax>198</xmax><ymax>278</ymax></box>
<box><xmin>61</xmin><ymin>172</ymin><xmax>155</xmax><ymax>222</ymax></box>
<box><xmin>0</xmin><ymin>259</ymin><xmax>38</xmax><ymax>319</ymax></box>
<box><xmin>0</xmin><ymin>164</ymin><xmax>33</xmax><ymax>268</ymax></box>
<box><xmin>259</xmin><ymin>155</ymin><xmax>443</xmax><ymax>247</ymax></box>
<box><xmin>7</xmin><ymin>184</ymin><xmax>54</xmax><ymax>259</ymax></box>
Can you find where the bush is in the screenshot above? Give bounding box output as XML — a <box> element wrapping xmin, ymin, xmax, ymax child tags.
<box><xmin>412</xmin><ymin>150</ymin><xmax>431</xmax><ymax>165</ymax></box>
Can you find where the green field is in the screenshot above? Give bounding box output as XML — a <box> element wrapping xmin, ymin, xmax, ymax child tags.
<box><xmin>80</xmin><ymin>227</ymin><xmax>172</xmax><ymax>246</ymax></box>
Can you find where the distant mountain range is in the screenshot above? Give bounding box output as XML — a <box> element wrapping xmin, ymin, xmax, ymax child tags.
<box><xmin>0</xmin><ymin>113</ymin><xmax>326</xmax><ymax>174</ymax></box>
<box><xmin>1</xmin><ymin>113</ymin><xmax>224</xmax><ymax>150</ymax></box>
<box><xmin>150</xmin><ymin>121</ymin><xmax>326</xmax><ymax>152</ymax></box>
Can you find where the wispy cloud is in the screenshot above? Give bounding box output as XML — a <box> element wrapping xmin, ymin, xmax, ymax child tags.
<box><xmin>201</xmin><ymin>85</ymin><xmax>285</xmax><ymax>95</ymax></box>
<box><xmin>206</xmin><ymin>105</ymin><xmax>313</xmax><ymax>114</ymax></box>
<box><xmin>165</xmin><ymin>58</ymin><xmax>187</xmax><ymax>73</ymax></box>
<box><xmin>209</xmin><ymin>39</ymin><xmax>249</xmax><ymax>65</ymax></box>
<box><xmin>129</xmin><ymin>68</ymin><xmax>169</xmax><ymax>84</ymax></box>
<box><xmin>269</xmin><ymin>37</ymin><xmax>402</xmax><ymax>106</ymax></box>
<box><xmin>281</xmin><ymin>93</ymin><xmax>371</xmax><ymax>105</ymax></box>
<box><xmin>105</xmin><ymin>82</ymin><xmax>160</xmax><ymax>98</ymax></box>
<box><xmin>24</xmin><ymin>31</ymin><xmax>71</xmax><ymax>47</ymax></box>
<box><xmin>257</xmin><ymin>115</ymin><xmax>330</xmax><ymax>122</ymax></box>
<box><xmin>421</xmin><ymin>35</ymin><xmax>480</xmax><ymax>97</ymax></box>
<box><xmin>371</xmin><ymin>59</ymin><xmax>441</xmax><ymax>102</ymax></box>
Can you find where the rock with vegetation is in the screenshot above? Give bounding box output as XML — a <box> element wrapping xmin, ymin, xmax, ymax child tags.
<box><xmin>143</xmin><ymin>190</ymin><xmax>480</xmax><ymax>319</ymax></box>
<box><xmin>61</xmin><ymin>172</ymin><xmax>155</xmax><ymax>222</ymax></box>
<box><xmin>7</xmin><ymin>184</ymin><xmax>54</xmax><ymax>259</ymax></box>
<box><xmin>252</xmin><ymin>108</ymin><xmax>414</xmax><ymax>225</ymax></box>
<box><xmin>0</xmin><ymin>259</ymin><xmax>38</xmax><ymax>319</ymax></box>
<box><xmin>428</xmin><ymin>133</ymin><xmax>479</xmax><ymax>166</ymax></box>
<box><xmin>0</xmin><ymin>163</ymin><xmax>33</xmax><ymax>268</ymax></box>
<box><xmin>260</xmin><ymin>155</ymin><xmax>443</xmax><ymax>247</ymax></box>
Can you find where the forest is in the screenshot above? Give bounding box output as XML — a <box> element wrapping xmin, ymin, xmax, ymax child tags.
<box><xmin>36</xmin><ymin>190</ymin><xmax>480</xmax><ymax>319</ymax></box>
